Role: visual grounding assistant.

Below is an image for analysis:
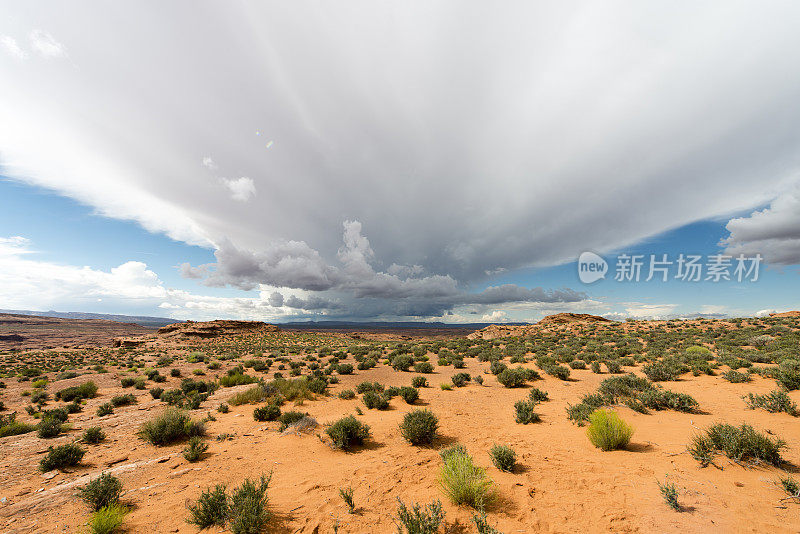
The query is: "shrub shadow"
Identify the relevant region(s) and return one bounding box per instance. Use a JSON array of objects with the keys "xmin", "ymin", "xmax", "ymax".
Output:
[{"xmin": 625, "ymin": 442, "xmax": 655, "ymax": 453}]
